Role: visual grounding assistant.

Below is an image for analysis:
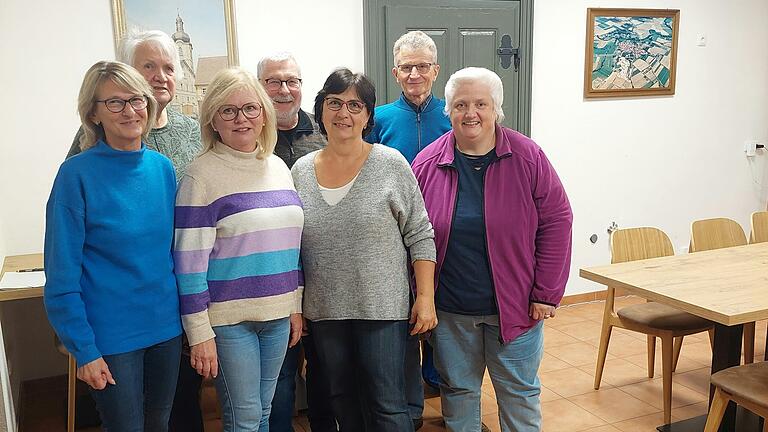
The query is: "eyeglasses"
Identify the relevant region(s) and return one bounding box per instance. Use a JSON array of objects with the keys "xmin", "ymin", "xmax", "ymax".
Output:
[
  {"xmin": 396, "ymin": 63, "xmax": 433, "ymax": 74},
  {"xmin": 264, "ymin": 78, "xmax": 302, "ymax": 91},
  {"xmin": 217, "ymin": 102, "xmax": 263, "ymax": 121},
  {"xmin": 96, "ymin": 96, "xmax": 148, "ymax": 113},
  {"xmin": 324, "ymin": 97, "xmax": 365, "ymax": 114}
]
